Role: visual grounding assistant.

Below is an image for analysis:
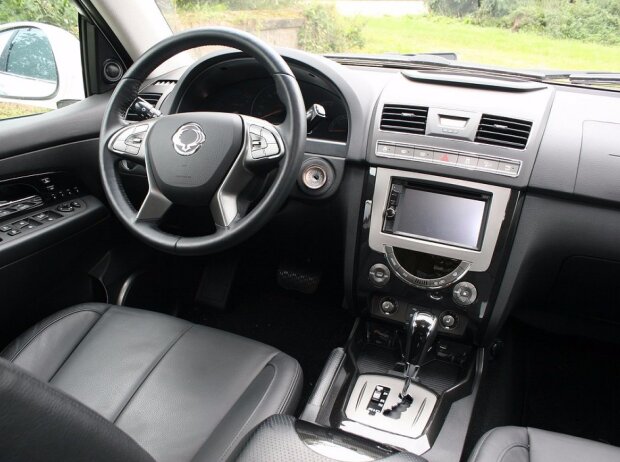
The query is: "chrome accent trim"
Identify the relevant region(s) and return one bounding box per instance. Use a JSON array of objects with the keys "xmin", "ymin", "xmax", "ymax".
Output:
[
  {"xmin": 385, "ymin": 246, "xmax": 471, "ymax": 290},
  {"xmin": 369, "ymin": 168, "xmax": 511, "ymax": 272},
  {"xmin": 343, "ymin": 374, "xmax": 437, "ymax": 441}
]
